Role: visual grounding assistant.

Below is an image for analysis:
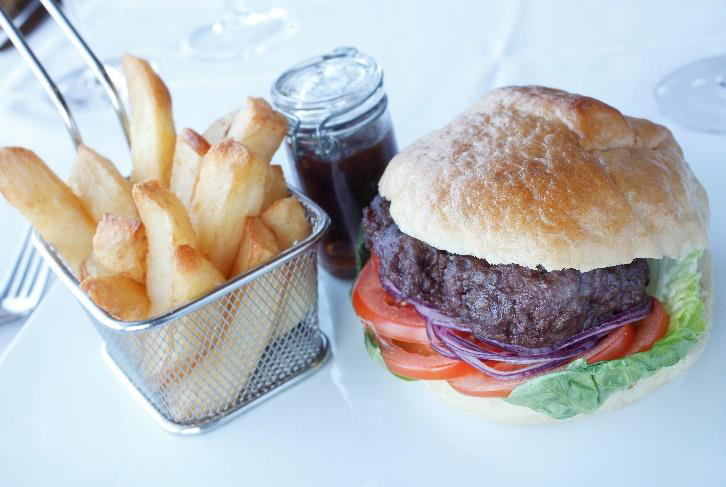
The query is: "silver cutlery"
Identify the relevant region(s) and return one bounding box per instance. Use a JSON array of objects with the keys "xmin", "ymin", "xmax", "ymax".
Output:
[{"xmin": 0, "ymin": 227, "xmax": 51, "ymax": 325}]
